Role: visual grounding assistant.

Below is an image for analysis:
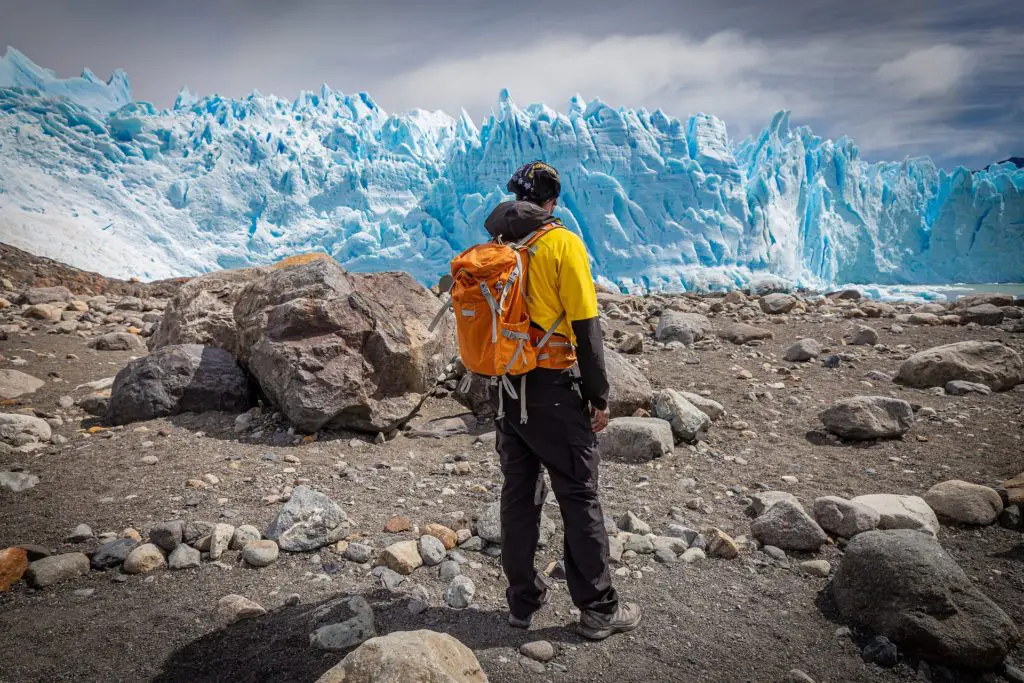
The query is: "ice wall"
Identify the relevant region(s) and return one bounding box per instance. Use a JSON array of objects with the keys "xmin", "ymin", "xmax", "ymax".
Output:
[{"xmin": 0, "ymin": 50, "xmax": 1021, "ymax": 289}]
